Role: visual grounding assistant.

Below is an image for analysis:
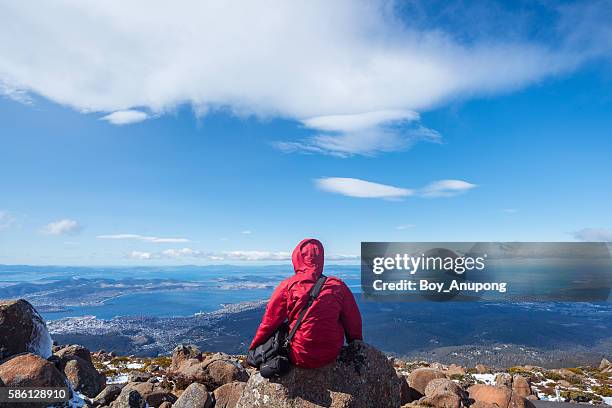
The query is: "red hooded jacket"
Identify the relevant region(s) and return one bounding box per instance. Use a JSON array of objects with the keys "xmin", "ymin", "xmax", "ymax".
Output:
[{"xmin": 249, "ymin": 238, "xmax": 362, "ymax": 368}]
